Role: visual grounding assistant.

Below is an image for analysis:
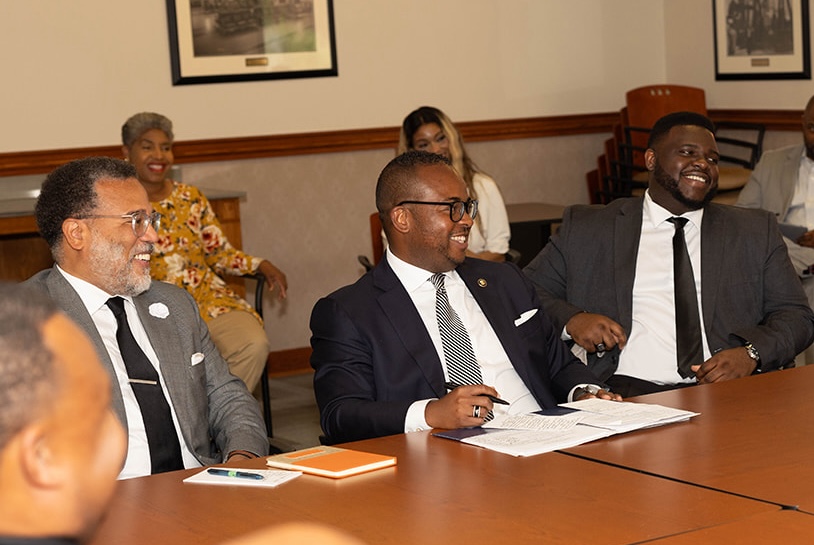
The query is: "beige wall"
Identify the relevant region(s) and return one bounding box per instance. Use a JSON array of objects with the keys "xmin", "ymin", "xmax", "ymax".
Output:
[
  {"xmin": 664, "ymin": 0, "xmax": 814, "ymax": 109},
  {"xmin": 0, "ymin": 0, "xmax": 666, "ymax": 151}
]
